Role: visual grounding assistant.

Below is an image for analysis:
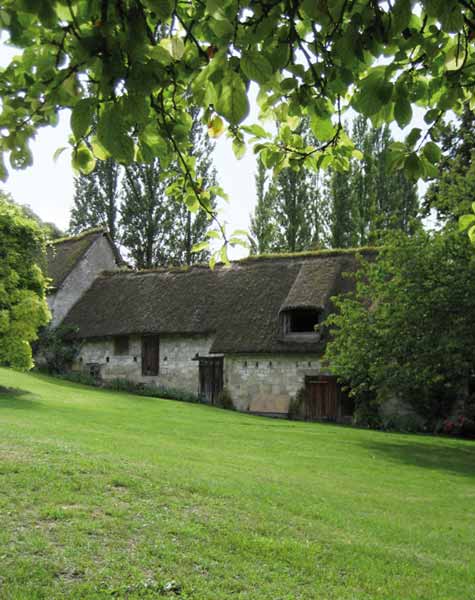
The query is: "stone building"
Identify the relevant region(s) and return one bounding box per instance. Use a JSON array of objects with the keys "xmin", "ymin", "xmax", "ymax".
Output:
[
  {"xmin": 50, "ymin": 241, "xmax": 373, "ymax": 421},
  {"xmin": 46, "ymin": 229, "xmax": 123, "ymax": 327}
]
